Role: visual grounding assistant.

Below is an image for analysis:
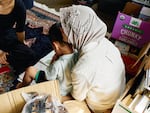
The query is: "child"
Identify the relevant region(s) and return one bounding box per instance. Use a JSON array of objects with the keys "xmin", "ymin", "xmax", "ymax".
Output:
[{"xmin": 16, "ymin": 23, "xmax": 78, "ymax": 96}]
